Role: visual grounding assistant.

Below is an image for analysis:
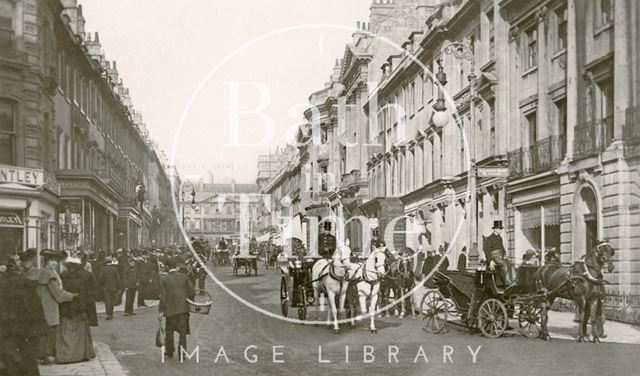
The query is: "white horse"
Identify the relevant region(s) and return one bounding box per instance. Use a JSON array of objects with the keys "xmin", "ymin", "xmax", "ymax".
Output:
[
  {"xmin": 348, "ymin": 246, "xmax": 387, "ymax": 333},
  {"xmin": 311, "ymin": 242, "xmax": 351, "ymax": 332}
]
